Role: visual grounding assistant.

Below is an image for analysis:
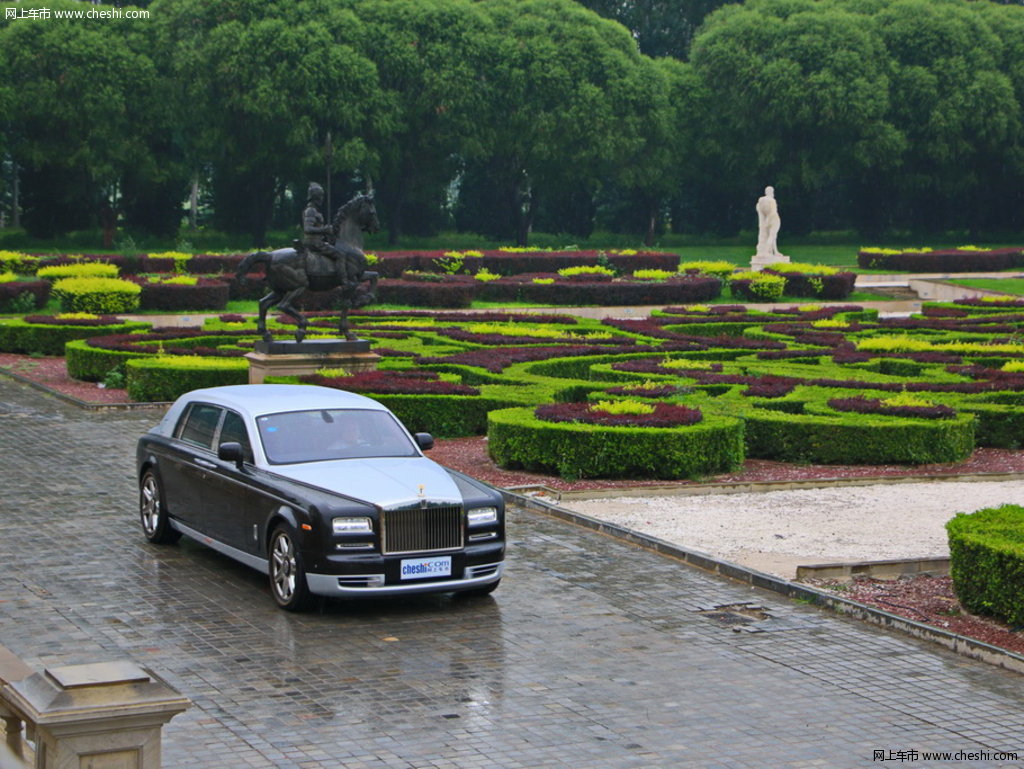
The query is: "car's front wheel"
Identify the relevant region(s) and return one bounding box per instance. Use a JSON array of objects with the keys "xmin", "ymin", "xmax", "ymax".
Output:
[
  {"xmin": 269, "ymin": 525, "xmax": 313, "ymax": 611},
  {"xmin": 139, "ymin": 470, "xmax": 181, "ymax": 544}
]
